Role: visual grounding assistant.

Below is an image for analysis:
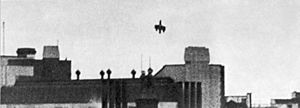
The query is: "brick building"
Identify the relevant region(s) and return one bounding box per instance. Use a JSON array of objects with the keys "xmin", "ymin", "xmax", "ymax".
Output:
[{"xmin": 0, "ymin": 46, "xmax": 224, "ymax": 108}]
